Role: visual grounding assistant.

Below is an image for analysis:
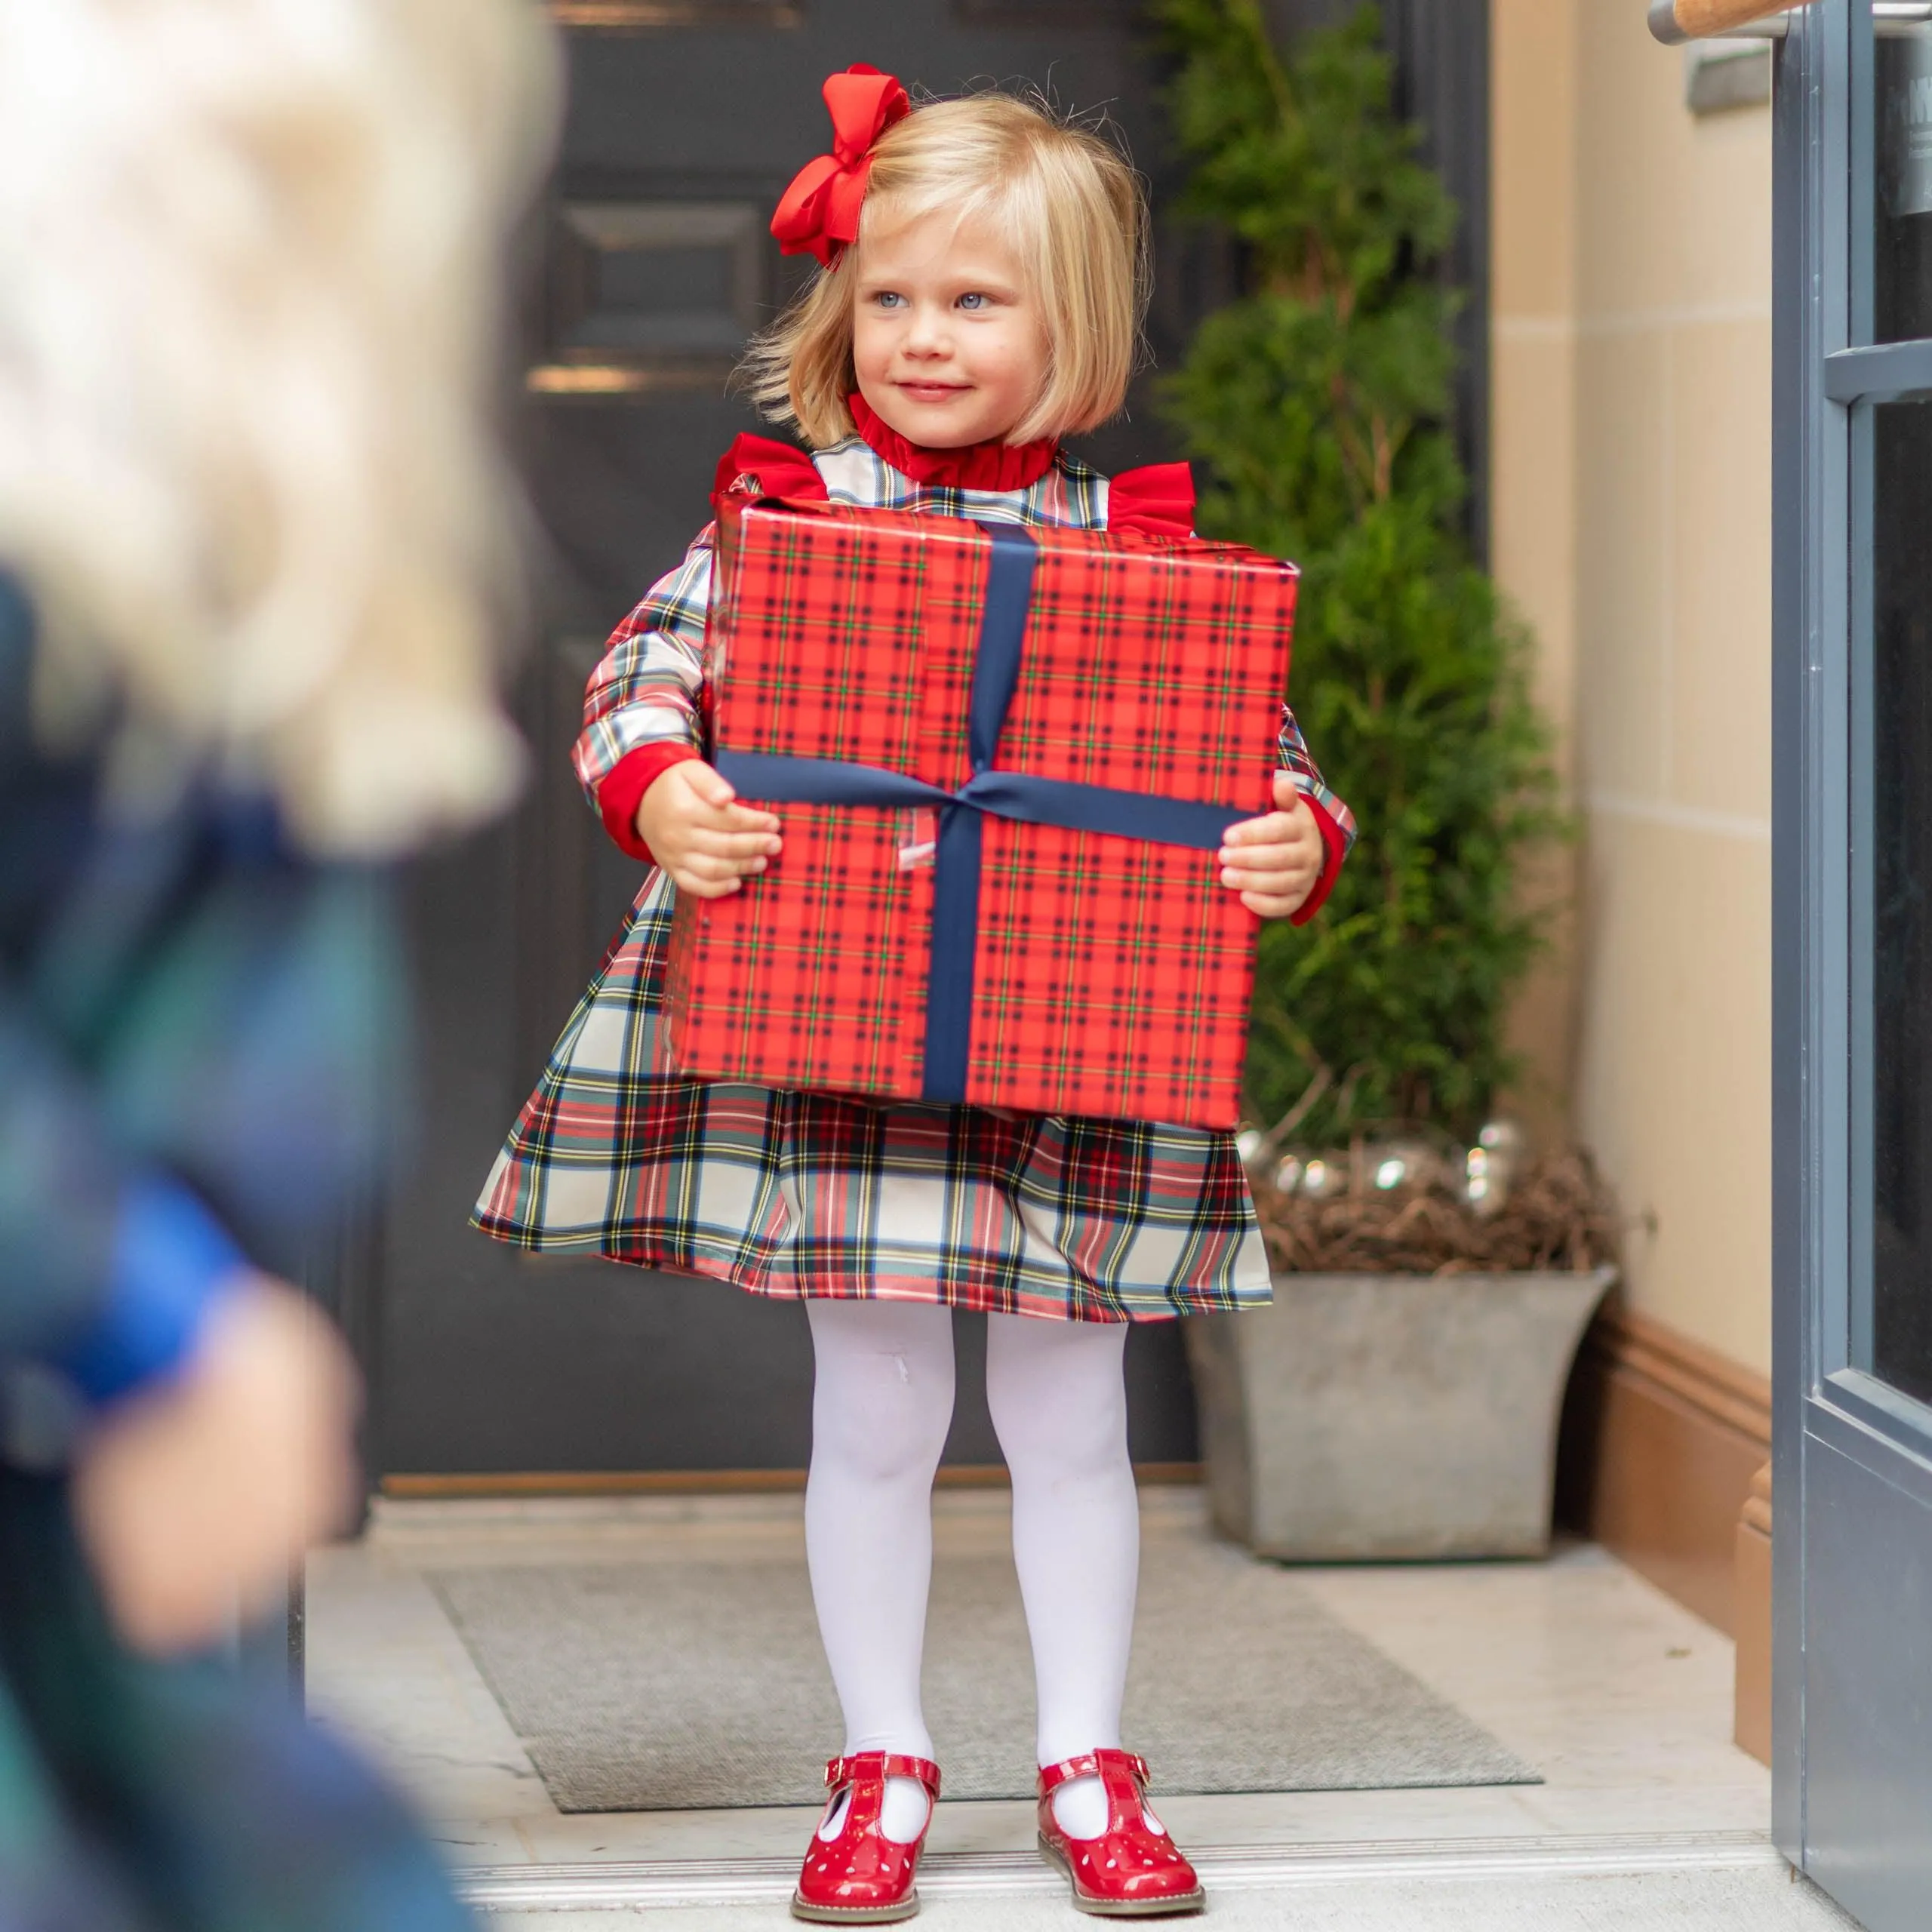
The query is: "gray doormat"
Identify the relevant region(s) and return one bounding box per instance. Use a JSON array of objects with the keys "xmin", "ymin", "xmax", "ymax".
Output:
[{"xmin": 429, "ymin": 1541, "xmax": 1539, "ymax": 1814}]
